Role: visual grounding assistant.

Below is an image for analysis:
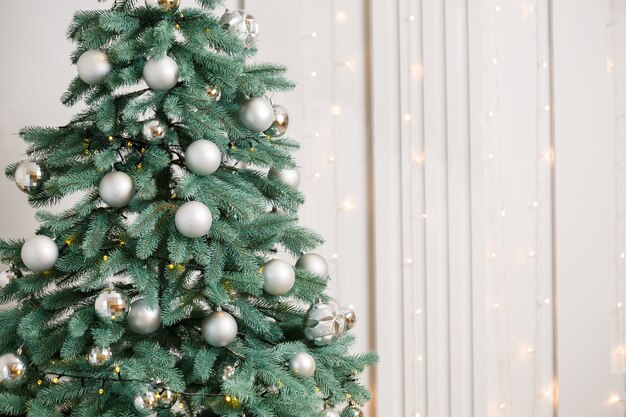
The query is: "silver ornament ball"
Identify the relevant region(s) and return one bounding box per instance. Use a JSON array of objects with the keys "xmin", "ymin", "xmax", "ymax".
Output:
[
  {"xmin": 127, "ymin": 299, "xmax": 162, "ymax": 335},
  {"xmin": 0, "ymin": 269, "xmax": 17, "ymax": 290},
  {"xmin": 0, "ymin": 353, "xmax": 28, "ymax": 388},
  {"xmin": 185, "ymin": 140, "xmax": 222, "ymax": 176},
  {"xmin": 145, "ymin": 0, "xmax": 180, "ymax": 11},
  {"xmin": 88, "ymin": 346, "xmax": 112, "ymax": 367},
  {"xmin": 175, "ymin": 201, "xmax": 213, "ymax": 238},
  {"xmin": 15, "ymin": 160, "xmax": 49, "ymax": 194},
  {"xmin": 304, "ymin": 299, "xmax": 347, "ymax": 346},
  {"xmin": 99, "ymin": 171, "xmax": 135, "ymax": 208},
  {"xmin": 289, "ymin": 352, "xmax": 316, "ymax": 377},
  {"xmin": 202, "ymin": 311, "xmax": 238, "ymax": 347},
  {"xmin": 265, "ymin": 104, "xmax": 290, "ymax": 138},
  {"xmin": 134, "ymin": 391, "xmax": 157, "ymax": 413},
  {"xmin": 324, "ymin": 410, "xmax": 341, "ymax": 417},
  {"xmin": 206, "ymin": 85, "xmax": 222, "ymax": 101},
  {"xmin": 95, "ymin": 287, "xmax": 130, "ymax": 322},
  {"xmin": 153, "ymin": 381, "xmax": 178, "ymax": 408},
  {"xmin": 143, "ymin": 56, "xmax": 179, "ymax": 91},
  {"xmin": 296, "ymin": 253, "xmax": 329, "ymax": 278},
  {"xmin": 21, "ymin": 235, "xmax": 58, "ymax": 272},
  {"xmin": 142, "ymin": 119, "xmax": 167, "ymax": 143},
  {"xmin": 221, "ymin": 9, "xmax": 259, "ymax": 48},
  {"xmin": 347, "ymin": 406, "xmax": 364, "ymax": 417},
  {"xmin": 77, "ymin": 50, "xmax": 112, "ymax": 86},
  {"xmin": 268, "ymin": 167, "xmax": 301, "ymax": 190},
  {"xmin": 222, "ymin": 364, "xmax": 236, "ymax": 380},
  {"xmin": 262, "ymin": 259, "xmax": 295, "ymax": 296},
  {"xmin": 240, "ymin": 97, "xmax": 275, "ymax": 132}
]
